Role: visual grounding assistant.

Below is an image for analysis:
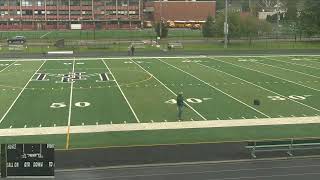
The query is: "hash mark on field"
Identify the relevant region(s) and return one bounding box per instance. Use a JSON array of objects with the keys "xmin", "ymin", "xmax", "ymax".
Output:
[
  {"xmin": 102, "ymin": 59, "xmax": 140, "ymax": 123},
  {"xmin": 132, "ymin": 59, "xmax": 207, "ymax": 121},
  {"xmin": 0, "ymin": 61, "xmax": 46, "ymax": 124},
  {"xmin": 206, "ymin": 58, "xmax": 320, "ymax": 113},
  {"xmin": 161, "ymin": 58, "xmax": 270, "ymax": 118}
]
